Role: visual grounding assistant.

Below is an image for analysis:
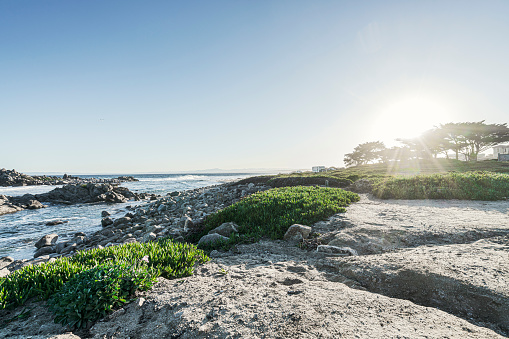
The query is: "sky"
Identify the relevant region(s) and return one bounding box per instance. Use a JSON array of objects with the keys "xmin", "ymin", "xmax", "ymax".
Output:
[{"xmin": 1, "ymin": 0, "xmax": 508, "ymax": 173}]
